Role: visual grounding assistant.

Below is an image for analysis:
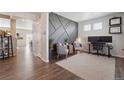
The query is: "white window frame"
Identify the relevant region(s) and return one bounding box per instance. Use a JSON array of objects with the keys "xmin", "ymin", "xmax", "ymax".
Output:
[
  {"xmin": 93, "ymin": 22, "xmax": 103, "ymax": 30},
  {"xmin": 0, "ymin": 18, "xmax": 10, "ymax": 28},
  {"xmin": 83, "ymin": 24, "xmax": 91, "ymax": 31}
]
